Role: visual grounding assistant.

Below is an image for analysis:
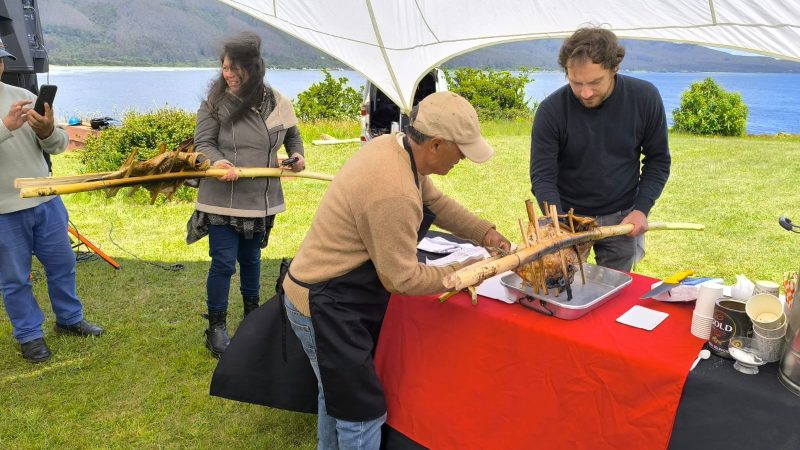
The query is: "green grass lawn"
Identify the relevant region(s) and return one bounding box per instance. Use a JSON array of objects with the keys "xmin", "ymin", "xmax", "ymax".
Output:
[{"xmin": 2, "ymin": 119, "xmax": 800, "ymax": 448}]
